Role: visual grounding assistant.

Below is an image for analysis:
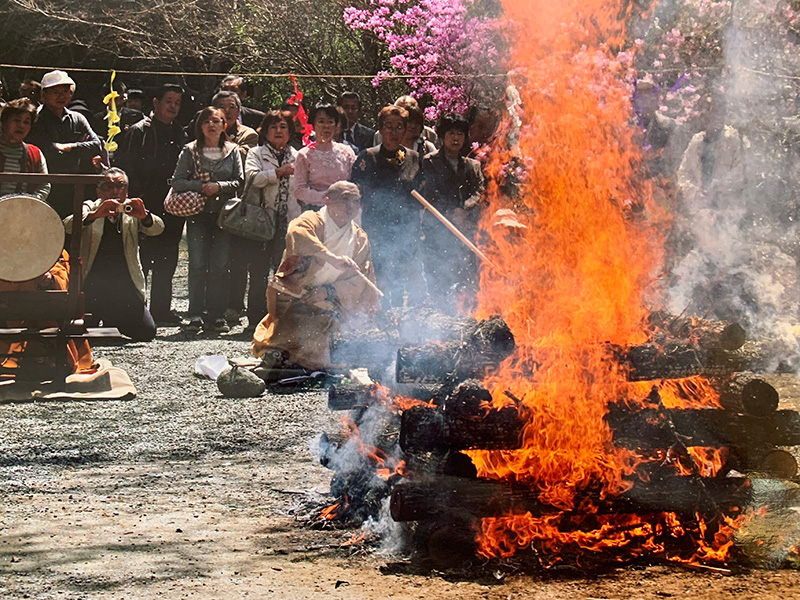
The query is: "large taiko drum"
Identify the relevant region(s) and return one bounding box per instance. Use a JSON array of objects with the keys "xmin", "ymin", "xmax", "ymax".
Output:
[{"xmin": 0, "ymin": 194, "xmax": 65, "ymax": 282}]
